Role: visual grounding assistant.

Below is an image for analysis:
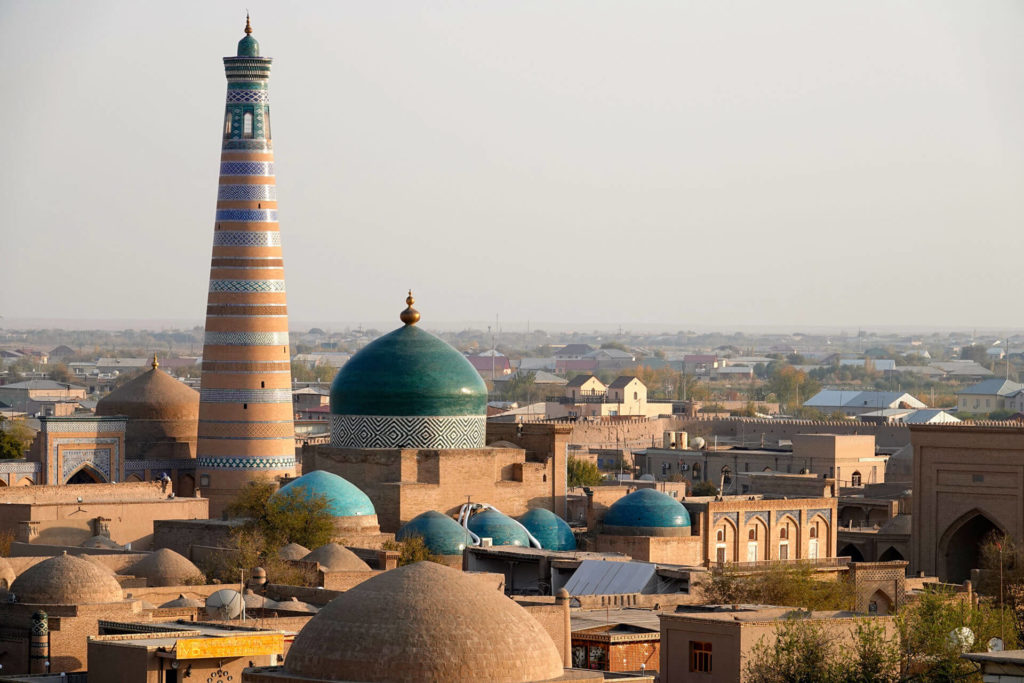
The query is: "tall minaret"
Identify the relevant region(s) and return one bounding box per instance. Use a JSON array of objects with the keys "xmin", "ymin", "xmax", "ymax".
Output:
[{"xmin": 196, "ymin": 17, "xmax": 296, "ymax": 515}]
